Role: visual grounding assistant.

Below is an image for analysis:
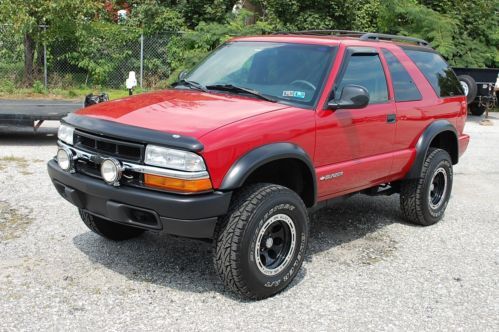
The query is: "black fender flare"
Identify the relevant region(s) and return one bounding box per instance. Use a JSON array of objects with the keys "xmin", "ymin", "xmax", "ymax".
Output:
[
  {"xmin": 220, "ymin": 143, "xmax": 317, "ymax": 204},
  {"xmin": 405, "ymin": 120, "xmax": 458, "ymax": 179}
]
